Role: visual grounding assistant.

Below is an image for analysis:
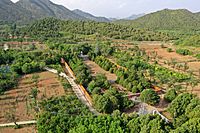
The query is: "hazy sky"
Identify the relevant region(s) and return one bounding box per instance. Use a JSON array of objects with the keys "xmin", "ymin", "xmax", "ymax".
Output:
[{"xmin": 11, "ymin": 0, "xmax": 200, "ymax": 18}]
